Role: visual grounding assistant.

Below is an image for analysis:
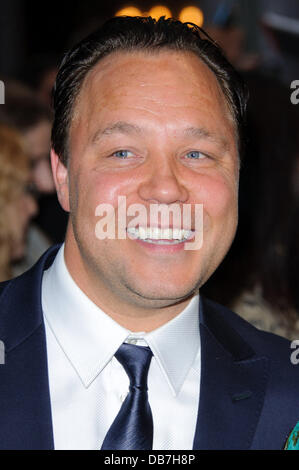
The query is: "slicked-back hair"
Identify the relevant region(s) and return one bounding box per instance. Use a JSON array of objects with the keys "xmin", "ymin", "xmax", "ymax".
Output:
[{"xmin": 52, "ymin": 16, "xmax": 248, "ymax": 166}]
